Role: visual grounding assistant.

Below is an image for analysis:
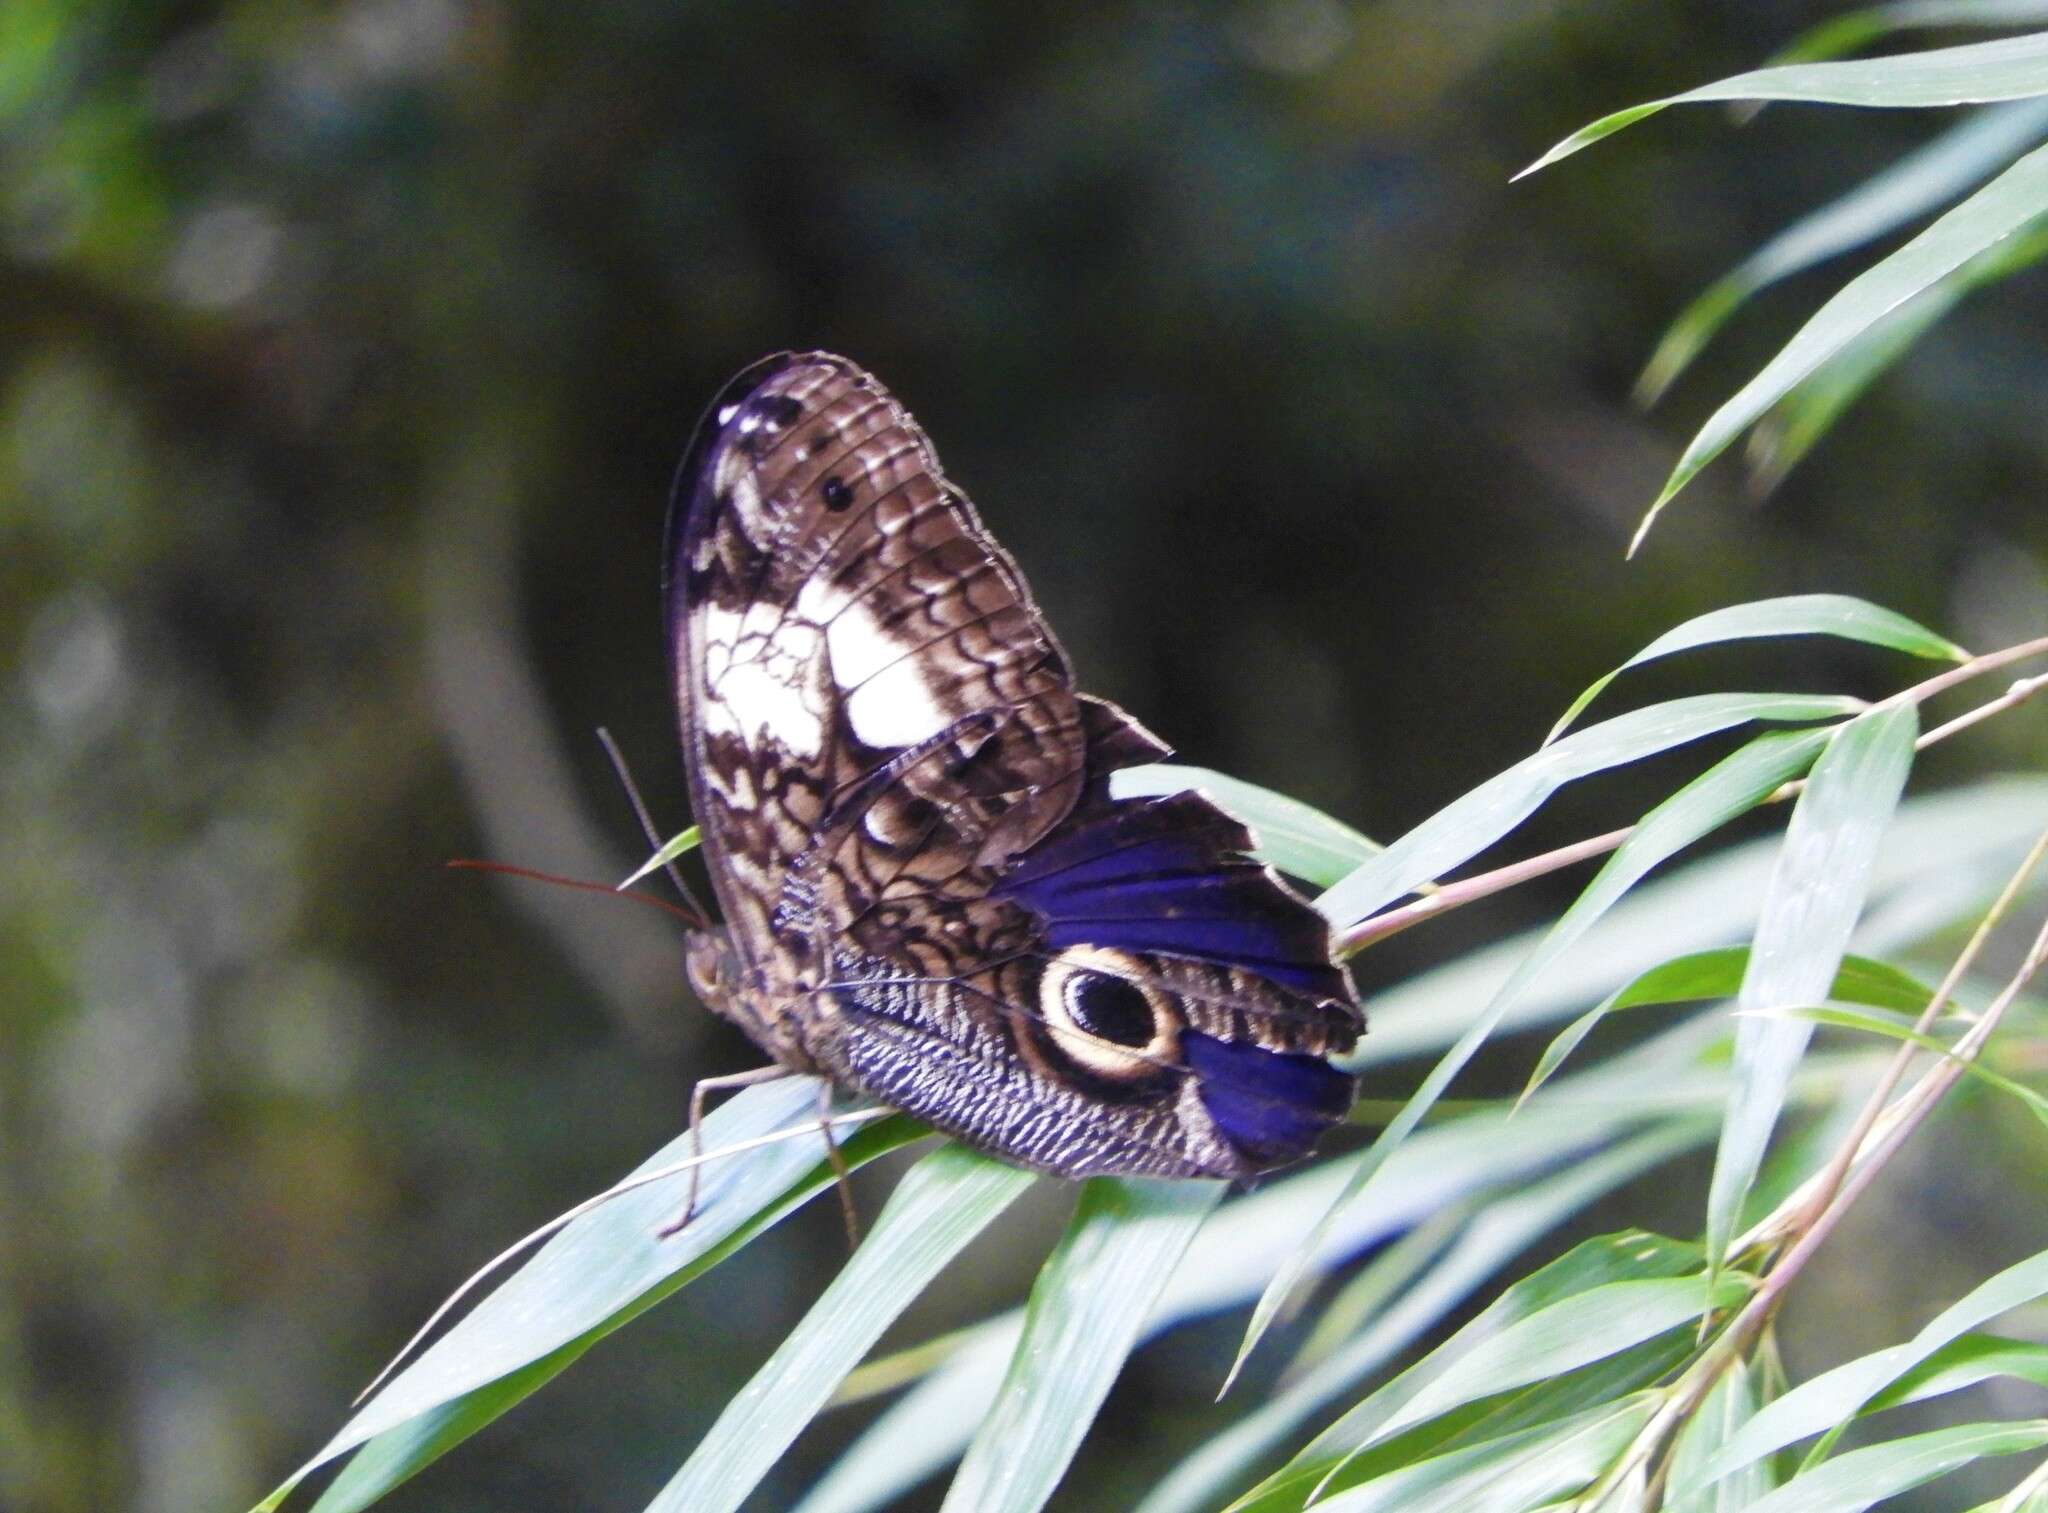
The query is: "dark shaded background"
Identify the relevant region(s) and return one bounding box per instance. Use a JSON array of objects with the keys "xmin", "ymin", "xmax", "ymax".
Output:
[{"xmin": 5, "ymin": 2, "xmax": 2047, "ymax": 1509}]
